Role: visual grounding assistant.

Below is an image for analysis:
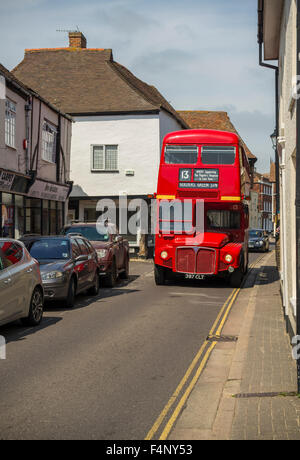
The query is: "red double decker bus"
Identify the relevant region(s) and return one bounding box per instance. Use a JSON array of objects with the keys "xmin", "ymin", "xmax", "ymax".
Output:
[{"xmin": 154, "ymin": 129, "xmax": 250, "ymax": 287}]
